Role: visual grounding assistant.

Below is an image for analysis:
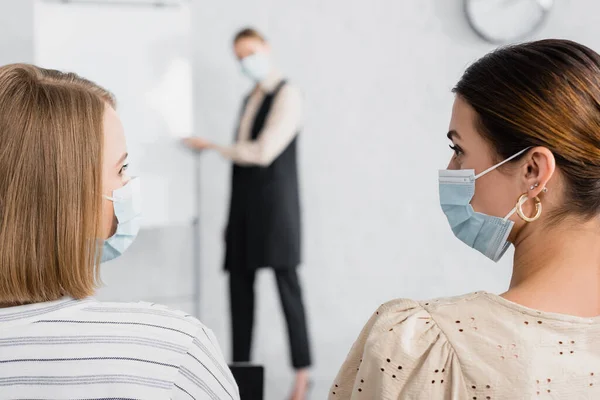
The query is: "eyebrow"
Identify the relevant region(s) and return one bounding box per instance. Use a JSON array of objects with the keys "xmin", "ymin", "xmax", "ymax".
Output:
[
  {"xmin": 115, "ymin": 153, "xmax": 128, "ymax": 167},
  {"xmin": 447, "ymin": 130, "xmax": 461, "ymax": 141}
]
